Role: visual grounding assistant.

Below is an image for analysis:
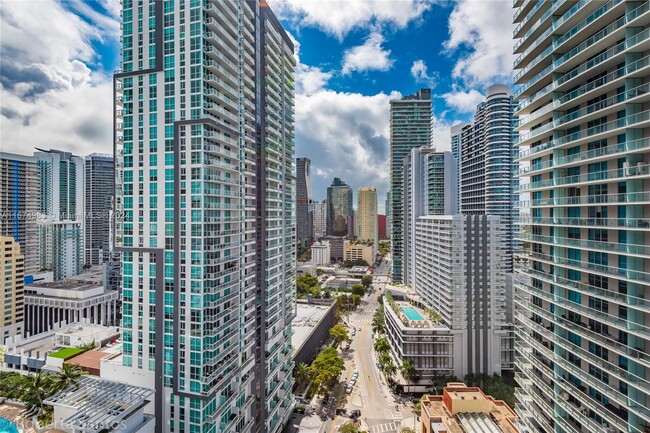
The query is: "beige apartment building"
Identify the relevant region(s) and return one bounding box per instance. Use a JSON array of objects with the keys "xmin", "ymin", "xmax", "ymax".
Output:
[{"xmin": 1, "ymin": 236, "xmax": 25, "ymax": 342}]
